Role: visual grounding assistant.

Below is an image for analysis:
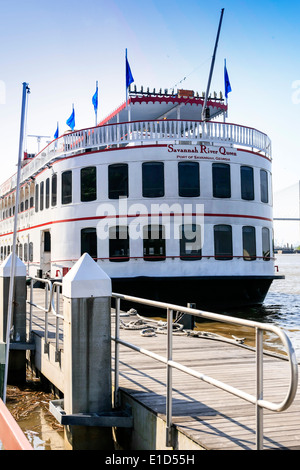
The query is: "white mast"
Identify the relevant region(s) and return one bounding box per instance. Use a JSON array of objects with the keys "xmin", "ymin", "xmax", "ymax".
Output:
[{"xmin": 201, "ymin": 8, "xmax": 224, "ymax": 122}]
